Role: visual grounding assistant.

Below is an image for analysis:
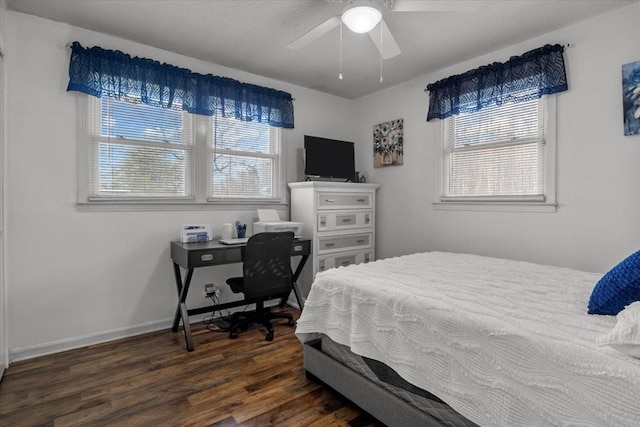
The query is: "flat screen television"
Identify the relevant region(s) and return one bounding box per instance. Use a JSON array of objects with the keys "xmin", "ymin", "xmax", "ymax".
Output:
[{"xmin": 304, "ymin": 135, "xmax": 355, "ymax": 180}]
